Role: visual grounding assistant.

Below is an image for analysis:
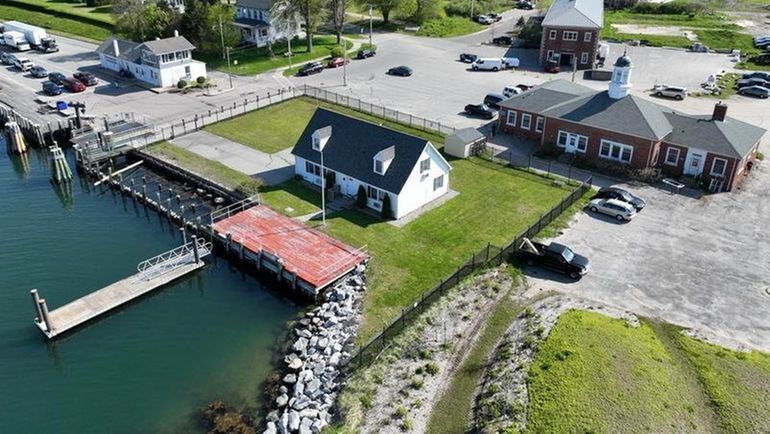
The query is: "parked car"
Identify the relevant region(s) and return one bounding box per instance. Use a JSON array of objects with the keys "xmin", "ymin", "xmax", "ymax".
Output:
[
  {"xmin": 738, "ymin": 85, "xmax": 770, "ymax": 99},
  {"xmin": 48, "ymin": 72, "xmax": 66, "ymax": 85},
  {"xmin": 754, "ymin": 38, "xmax": 770, "ymax": 48},
  {"xmin": 464, "ymin": 103, "xmax": 497, "ymax": 119},
  {"xmin": 12, "ymin": 56, "xmax": 33, "ymax": 72},
  {"xmin": 42, "ymin": 81, "xmax": 62, "ymax": 96},
  {"xmin": 653, "ymin": 85, "xmax": 687, "ymax": 100},
  {"xmin": 517, "ymin": 0, "xmax": 534, "ymax": 10},
  {"xmin": 356, "ymin": 49, "xmax": 375, "ymax": 59},
  {"xmin": 592, "ymin": 187, "xmax": 646, "ymax": 211},
  {"xmin": 0, "ymin": 52, "xmax": 15, "ymax": 65},
  {"xmin": 327, "ymin": 57, "xmax": 349, "ymax": 68},
  {"xmin": 73, "ymin": 71, "xmax": 98, "ymax": 86},
  {"xmin": 30, "ymin": 65, "xmax": 48, "ymax": 78},
  {"xmin": 487, "ymin": 13, "xmax": 503, "ymax": 22},
  {"xmin": 483, "ymin": 92, "xmax": 505, "ymax": 109},
  {"xmin": 545, "ymin": 59, "xmax": 560, "ymax": 73},
  {"xmin": 492, "ymin": 35, "xmax": 512, "ymax": 46},
  {"xmin": 503, "ymin": 85, "xmax": 521, "ymax": 98},
  {"xmin": 472, "ymin": 58, "xmax": 503, "ymax": 71},
  {"xmin": 297, "ymin": 61, "xmax": 324, "ymax": 76},
  {"xmin": 475, "ymin": 15, "xmax": 494, "ymax": 25},
  {"xmin": 516, "ymin": 83, "xmax": 533, "ymax": 92},
  {"xmin": 502, "ymin": 57, "xmax": 520, "ymax": 68},
  {"xmin": 459, "ymin": 53, "xmax": 478, "ymax": 63},
  {"xmin": 62, "ymin": 77, "xmax": 86, "ymax": 93},
  {"xmin": 742, "ymin": 71, "xmax": 770, "ymax": 80},
  {"xmin": 516, "ymin": 238, "xmax": 590, "ymax": 279},
  {"xmin": 588, "ymin": 198, "xmax": 637, "ymax": 221},
  {"xmin": 737, "ymin": 77, "xmax": 770, "ymax": 88},
  {"xmin": 387, "ymin": 65, "xmax": 413, "ymax": 76}
]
